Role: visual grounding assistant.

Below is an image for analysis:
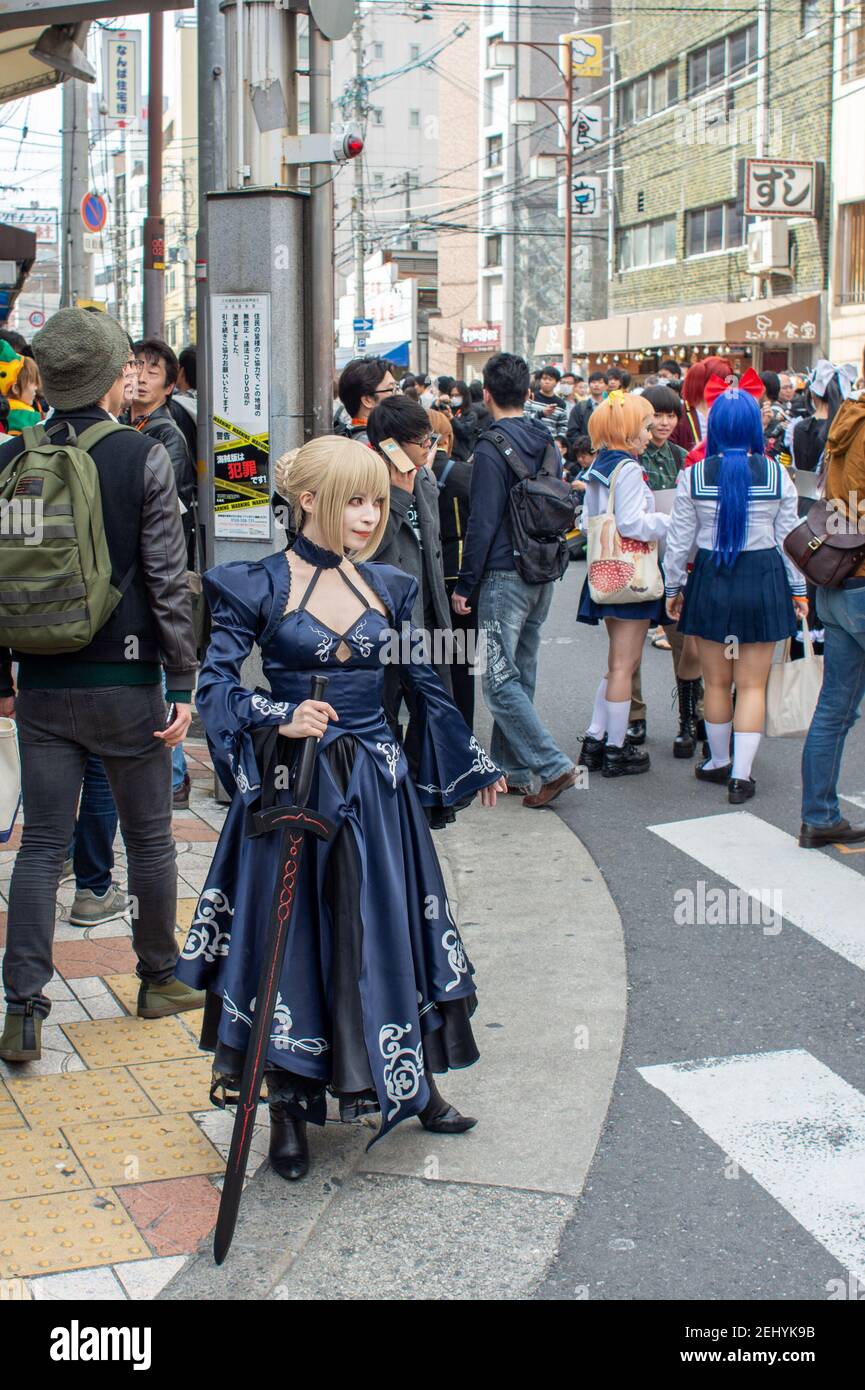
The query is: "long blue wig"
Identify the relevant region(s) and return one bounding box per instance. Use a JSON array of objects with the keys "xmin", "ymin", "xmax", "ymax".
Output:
[{"xmin": 705, "ymin": 390, "xmax": 765, "ymax": 568}]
